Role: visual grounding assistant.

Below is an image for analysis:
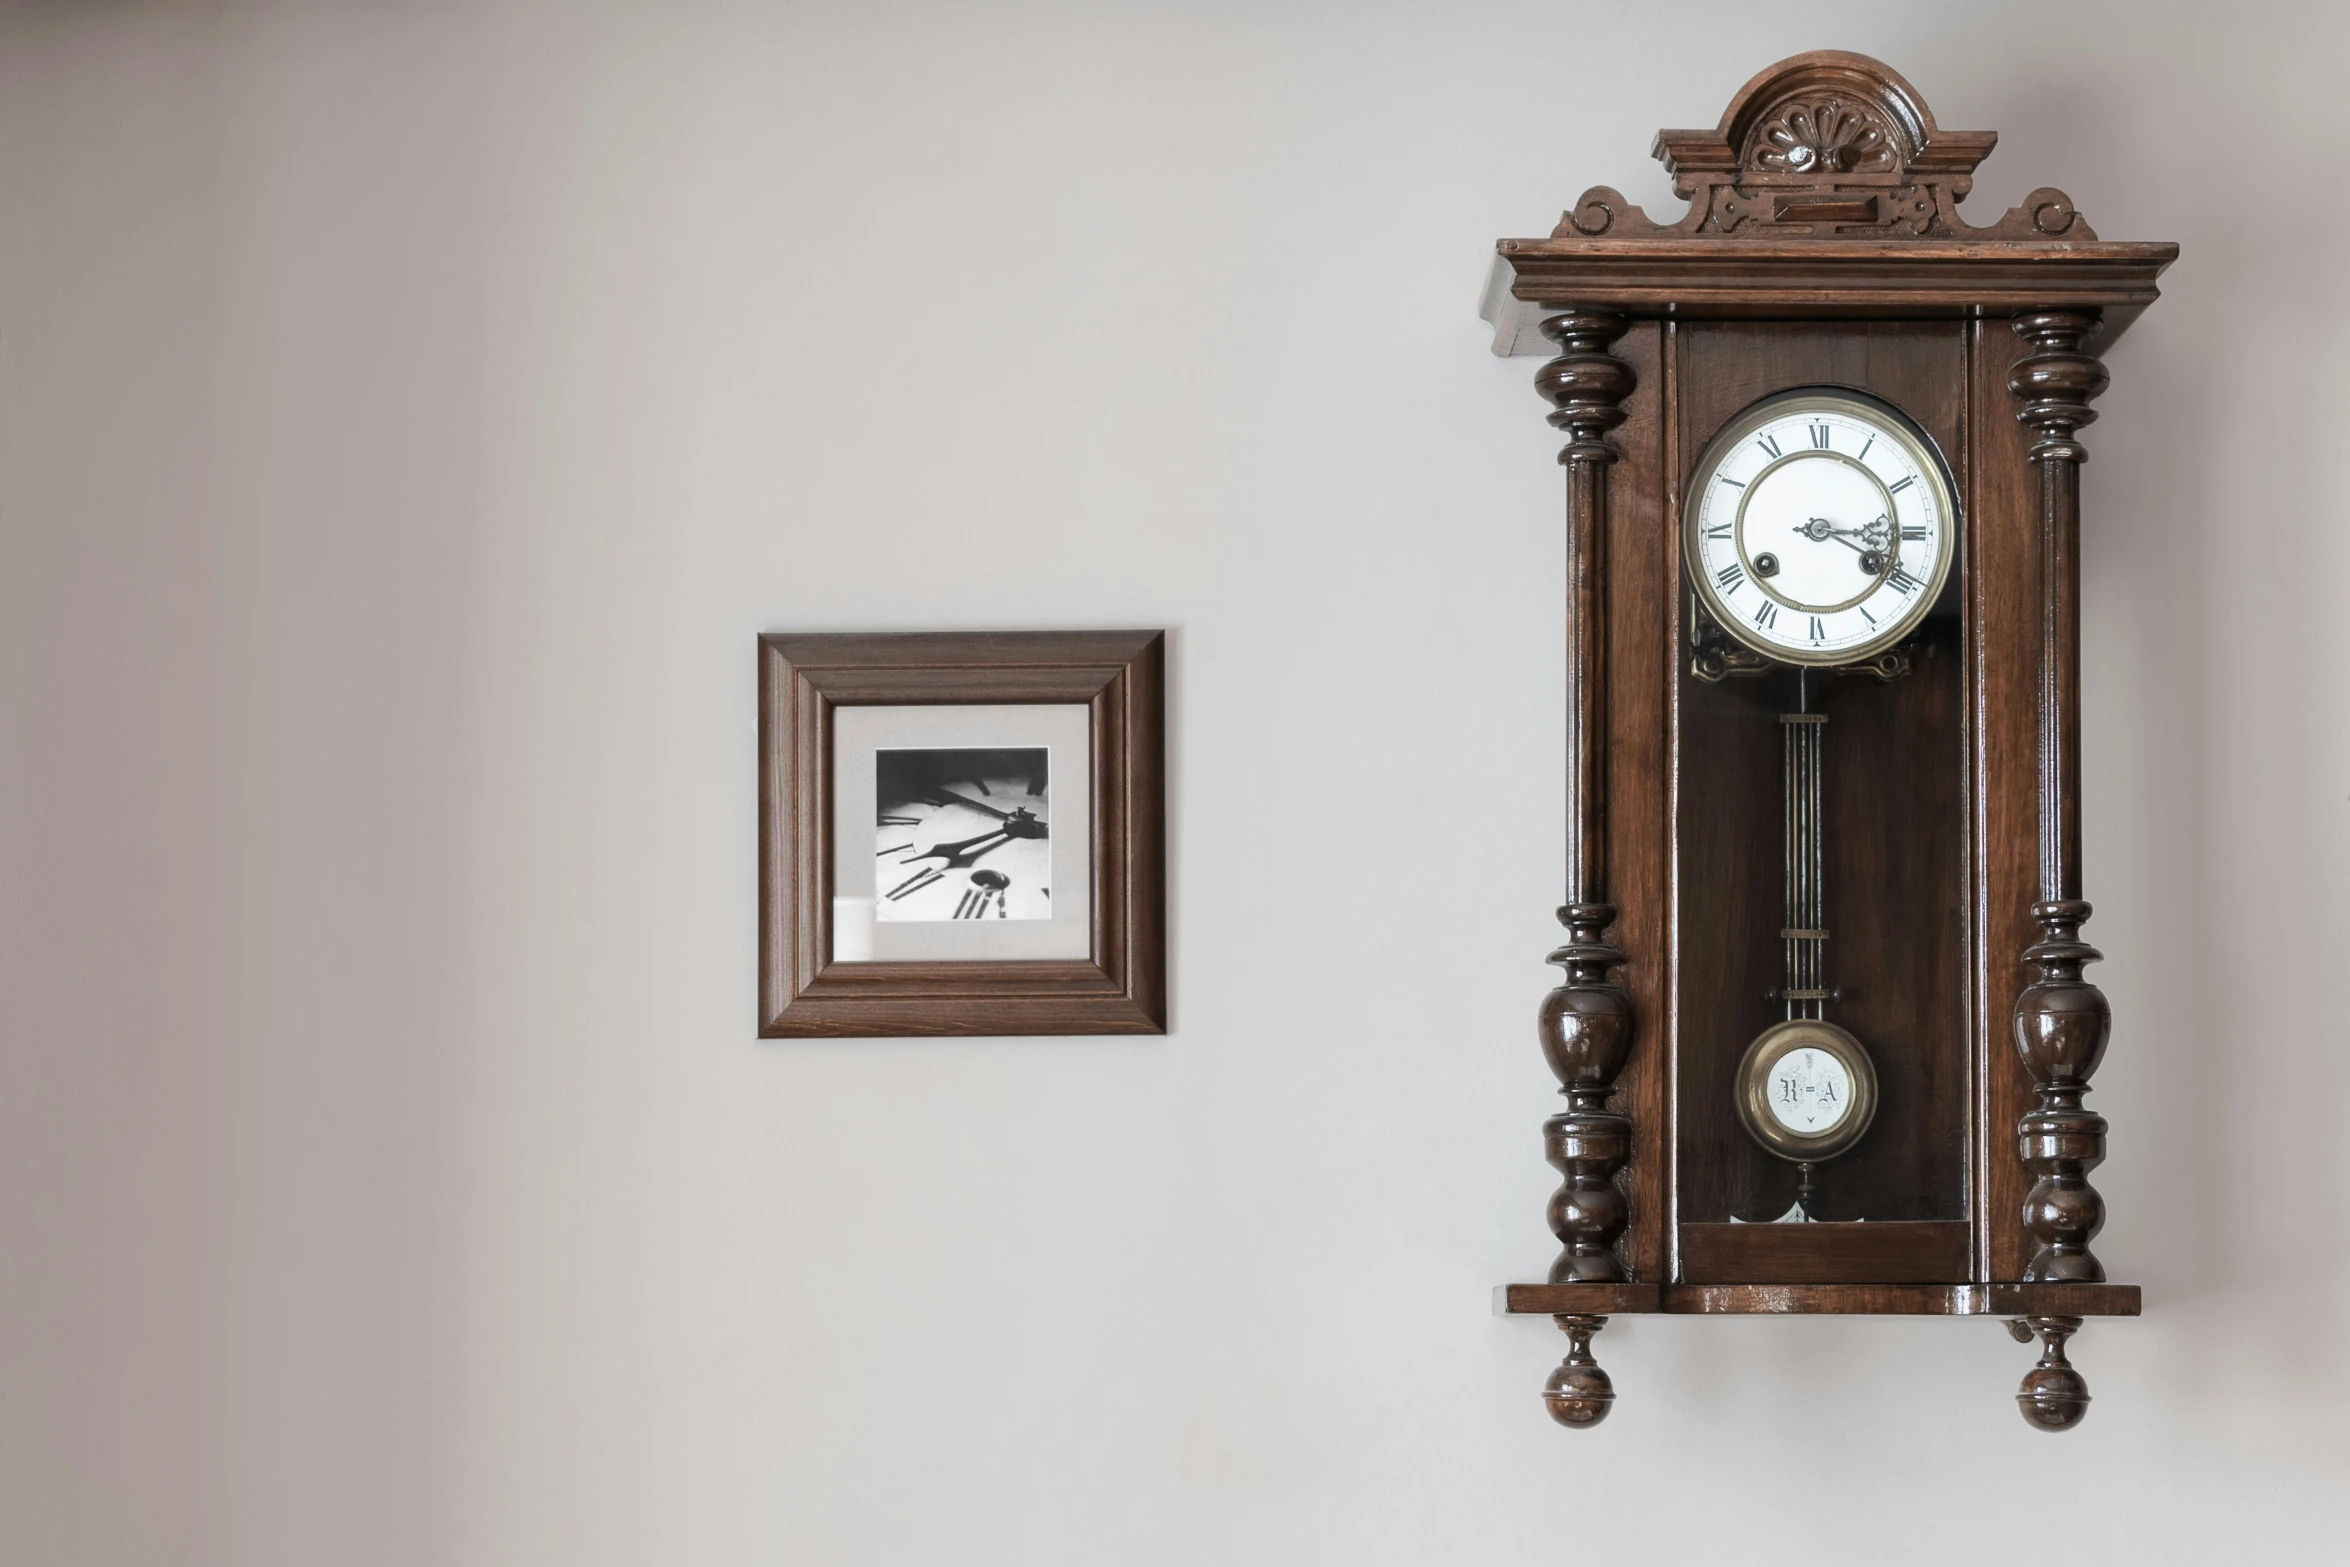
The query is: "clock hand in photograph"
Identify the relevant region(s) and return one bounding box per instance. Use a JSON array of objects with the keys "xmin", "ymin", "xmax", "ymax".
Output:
[
  {"xmin": 884, "ymin": 865, "xmax": 946, "ymax": 901},
  {"xmin": 902, "ymin": 807, "xmax": 1047, "ymax": 872},
  {"xmin": 921, "ymin": 786, "xmax": 1024, "ymax": 822}
]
